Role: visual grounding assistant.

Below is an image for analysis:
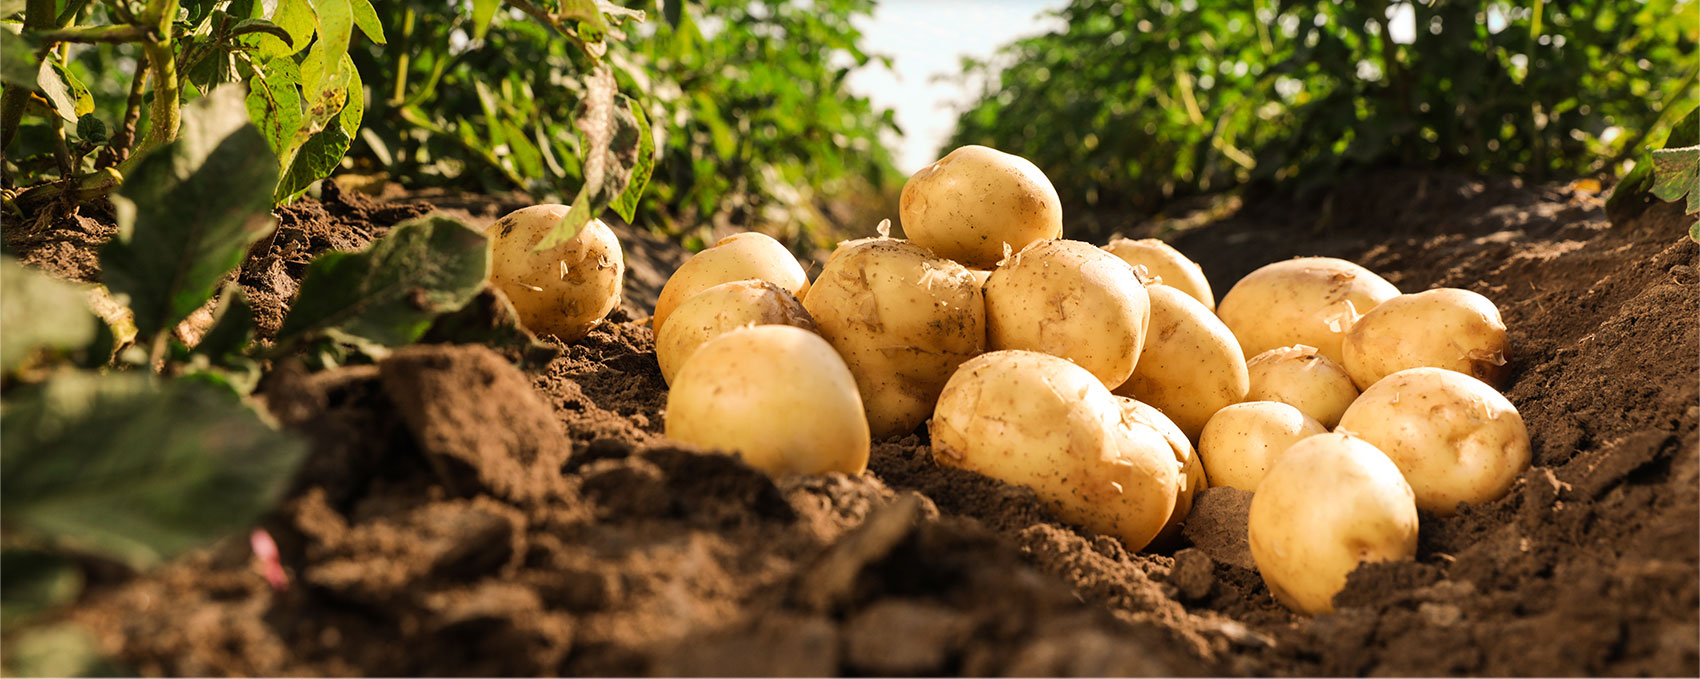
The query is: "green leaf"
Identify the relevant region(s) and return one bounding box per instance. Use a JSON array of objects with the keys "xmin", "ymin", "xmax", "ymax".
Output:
[
  {"xmin": 339, "ymin": 52, "xmax": 364, "ymax": 132},
  {"xmin": 275, "ymin": 118, "xmax": 351, "ymax": 202},
  {"xmin": 663, "ymin": 0, "xmax": 683, "ymax": 28},
  {"xmin": 253, "ymin": 0, "xmax": 313, "ymax": 59},
  {"xmin": 275, "ymin": 215, "xmax": 490, "ymax": 348},
  {"xmin": 610, "ymin": 94, "xmax": 654, "ymax": 222},
  {"xmin": 348, "ymin": 0, "xmax": 384, "ymax": 44},
  {"xmin": 0, "ymin": 257, "xmax": 99, "ymax": 374},
  {"xmin": 1650, "ymin": 145, "xmax": 1700, "ymax": 214},
  {"xmin": 556, "ymin": 0, "xmax": 609, "ymax": 38},
  {"xmin": 35, "ymin": 60, "xmax": 80, "ymax": 122},
  {"xmin": 0, "ymin": 549, "xmax": 81, "ymax": 627},
  {"xmin": 245, "ymin": 58, "xmax": 304, "ymax": 163},
  {"xmin": 298, "ymin": 0, "xmax": 353, "ymax": 140},
  {"xmin": 191, "ymin": 284, "xmax": 255, "ymax": 366},
  {"xmin": 75, "ymin": 113, "xmax": 108, "ymax": 142},
  {"xmin": 471, "ymin": 0, "xmax": 501, "ymax": 40},
  {"xmin": 0, "ymin": 372, "xmax": 307, "ymax": 568},
  {"xmin": 101, "ymin": 85, "xmax": 281, "ymax": 340},
  {"xmin": 229, "ymin": 18, "xmax": 296, "ymax": 46}
]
